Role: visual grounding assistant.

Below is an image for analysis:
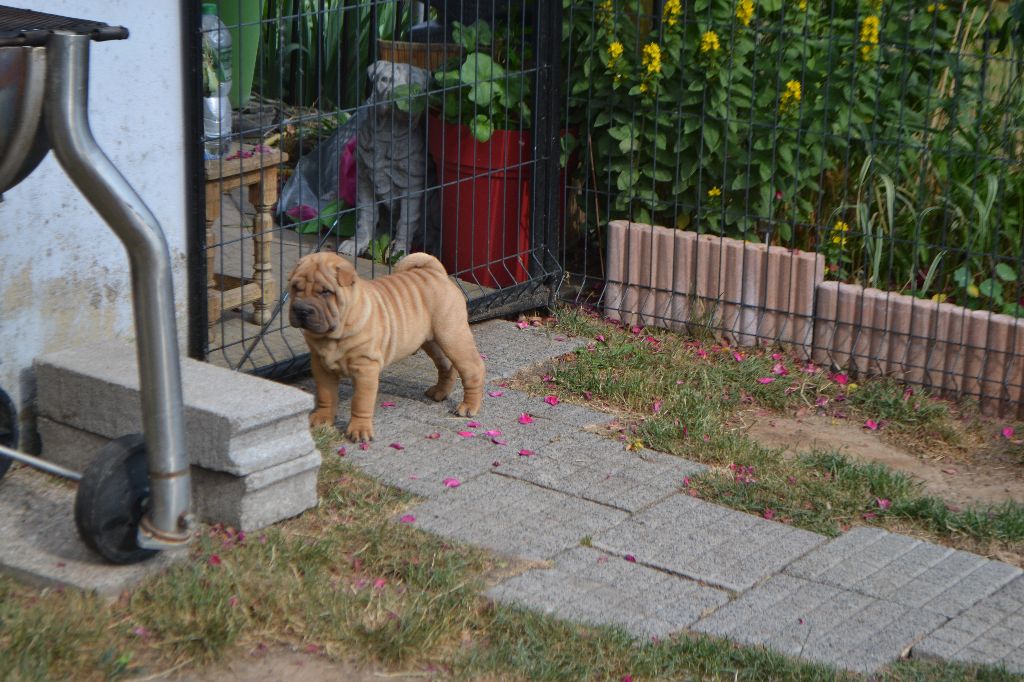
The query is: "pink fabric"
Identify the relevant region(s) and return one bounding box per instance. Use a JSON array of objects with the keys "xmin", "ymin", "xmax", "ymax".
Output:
[{"xmin": 339, "ymin": 135, "xmax": 357, "ymax": 206}]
